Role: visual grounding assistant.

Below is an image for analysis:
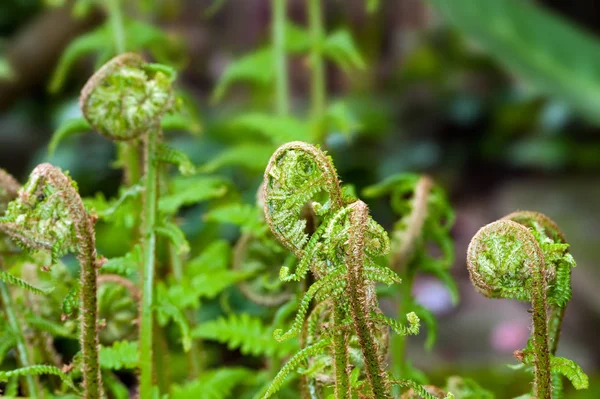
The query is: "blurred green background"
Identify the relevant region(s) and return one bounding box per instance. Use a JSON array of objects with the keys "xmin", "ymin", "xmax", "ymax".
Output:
[{"xmin": 1, "ymin": 0, "xmax": 599, "ymax": 397}]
